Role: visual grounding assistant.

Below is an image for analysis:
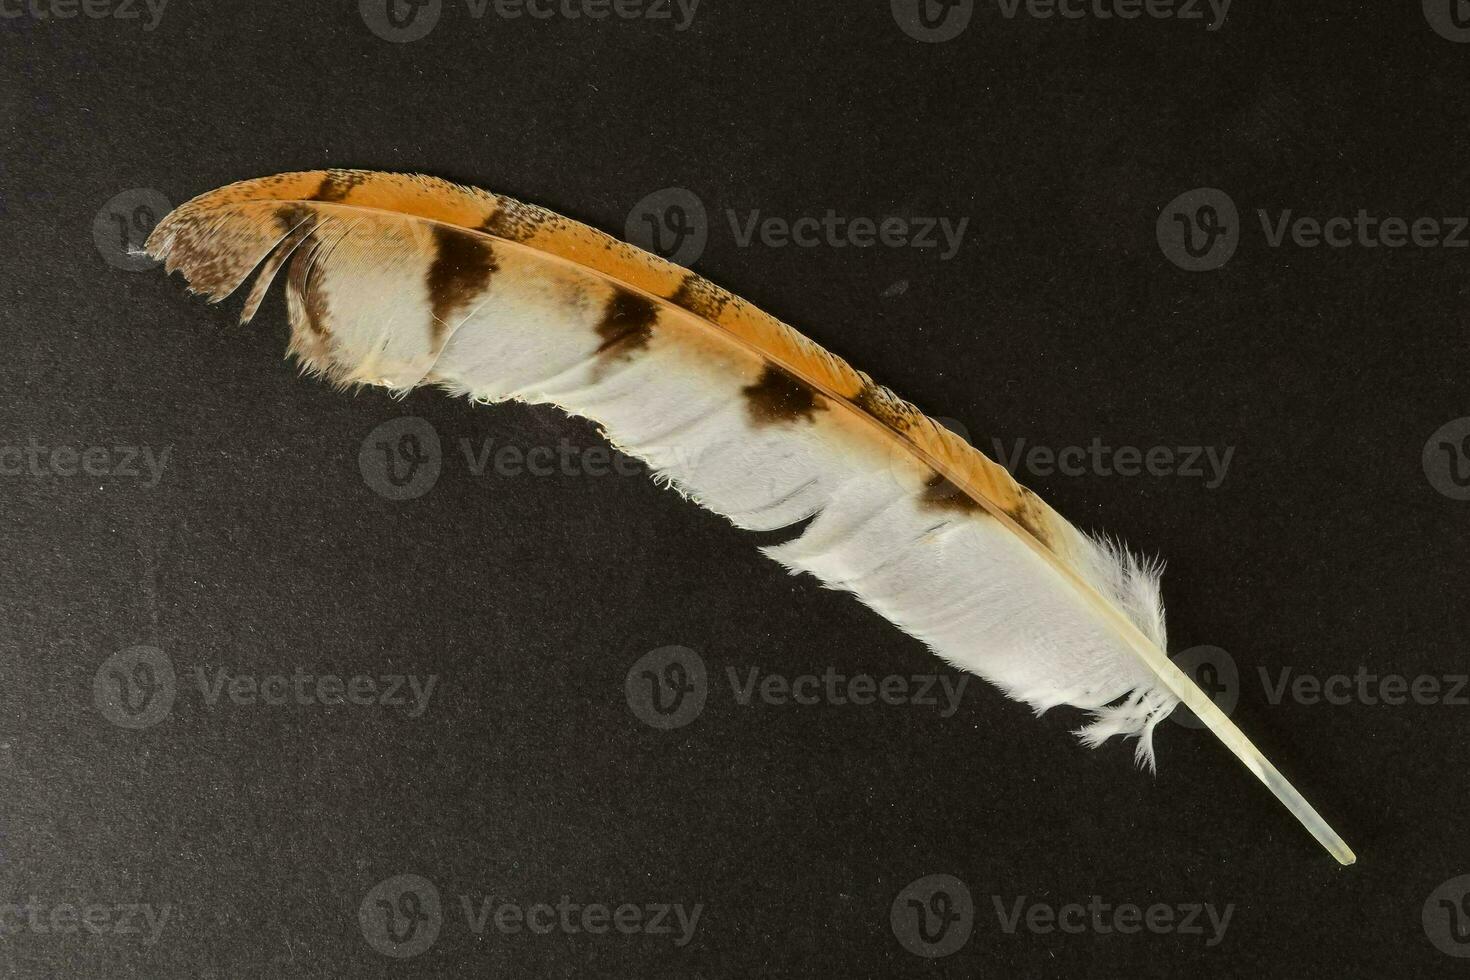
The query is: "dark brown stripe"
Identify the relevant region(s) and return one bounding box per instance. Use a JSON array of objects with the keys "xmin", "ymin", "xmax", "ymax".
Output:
[
  {"xmin": 668, "ymin": 272, "xmax": 731, "ymax": 320},
  {"xmin": 1010, "ymin": 486, "xmax": 1054, "ymax": 548},
  {"xmin": 271, "ymin": 205, "xmax": 330, "ymax": 337},
  {"xmin": 920, "ymin": 473, "xmax": 982, "ymax": 514},
  {"xmin": 275, "ymin": 203, "xmax": 316, "ymax": 237},
  {"xmin": 427, "ymin": 225, "xmax": 498, "ymax": 341},
  {"xmin": 595, "ymin": 288, "xmax": 659, "ymax": 355},
  {"xmin": 852, "ymin": 380, "xmax": 916, "ymax": 431},
  {"xmin": 311, "ymin": 170, "xmax": 366, "ymax": 203},
  {"xmin": 287, "ymin": 244, "xmax": 332, "ymax": 339},
  {"xmin": 743, "ymin": 365, "xmax": 823, "ymax": 427},
  {"xmin": 479, "ymin": 198, "xmax": 553, "ymax": 242}
]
